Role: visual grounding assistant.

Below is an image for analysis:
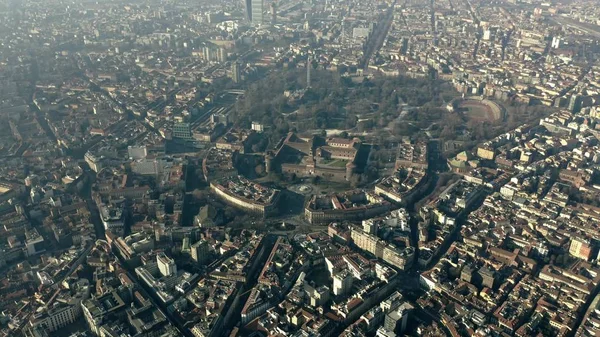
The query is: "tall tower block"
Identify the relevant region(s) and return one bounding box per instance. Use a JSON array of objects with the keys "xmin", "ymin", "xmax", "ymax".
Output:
[{"xmin": 307, "ymin": 56, "xmax": 311, "ymax": 88}]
